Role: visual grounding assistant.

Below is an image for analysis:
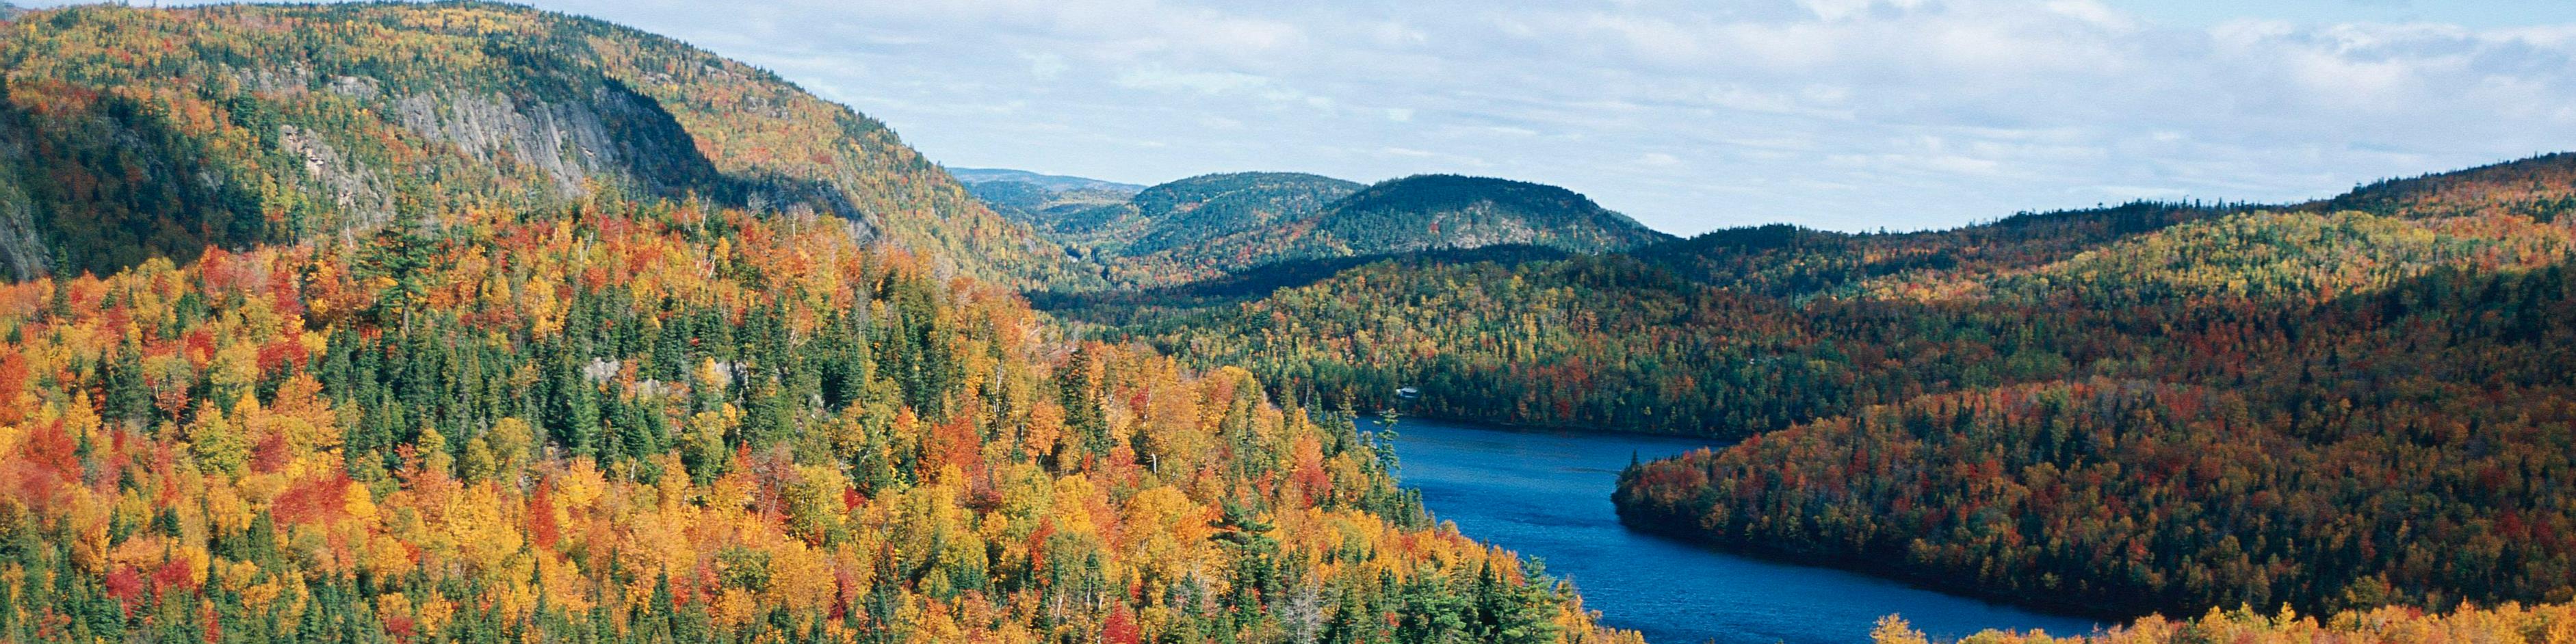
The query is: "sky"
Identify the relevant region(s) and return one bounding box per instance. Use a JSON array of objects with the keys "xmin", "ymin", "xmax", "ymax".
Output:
[{"xmin": 38, "ymin": 0, "xmax": 2576, "ymax": 234}]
